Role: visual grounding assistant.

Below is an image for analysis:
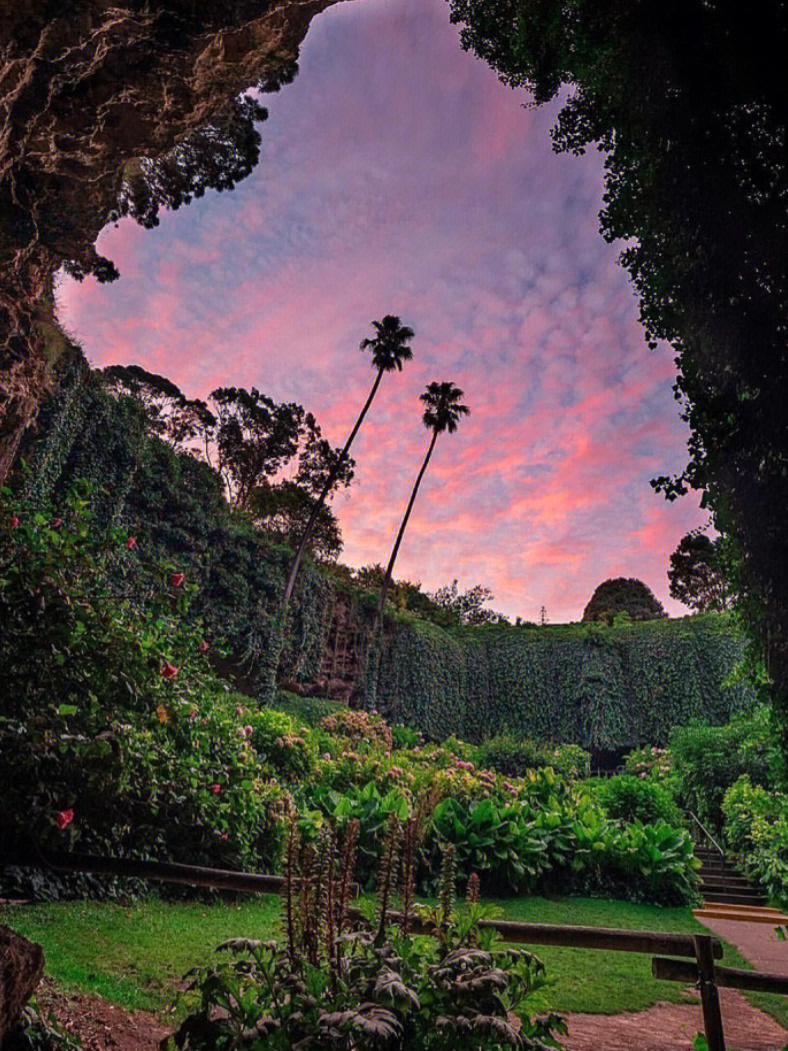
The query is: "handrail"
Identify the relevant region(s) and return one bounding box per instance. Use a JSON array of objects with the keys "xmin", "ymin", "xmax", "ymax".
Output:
[{"xmin": 687, "ymin": 810, "xmax": 725, "ymax": 857}]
